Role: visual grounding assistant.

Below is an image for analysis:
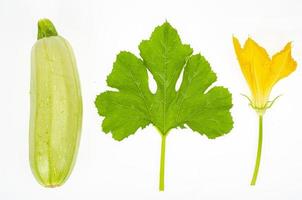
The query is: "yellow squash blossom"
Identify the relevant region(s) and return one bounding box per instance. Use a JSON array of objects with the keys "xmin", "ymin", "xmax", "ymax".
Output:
[
  {"xmin": 233, "ymin": 36, "xmax": 297, "ymax": 185},
  {"xmin": 233, "ymin": 37, "xmax": 297, "ymax": 113}
]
